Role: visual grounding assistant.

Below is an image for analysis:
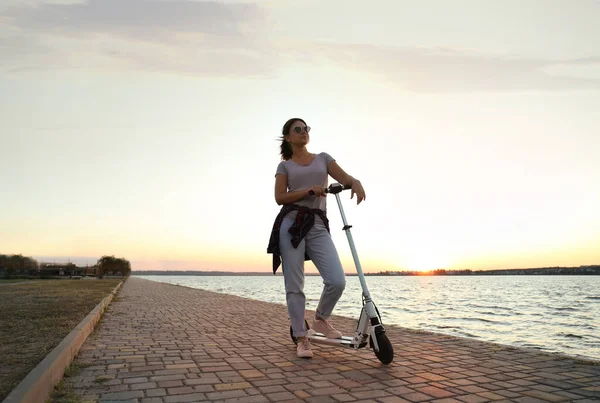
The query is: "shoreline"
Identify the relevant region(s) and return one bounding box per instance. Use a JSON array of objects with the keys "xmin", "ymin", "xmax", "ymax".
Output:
[{"xmin": 132, "ymin": 272, "xmax": 600, "ymax": 276}]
